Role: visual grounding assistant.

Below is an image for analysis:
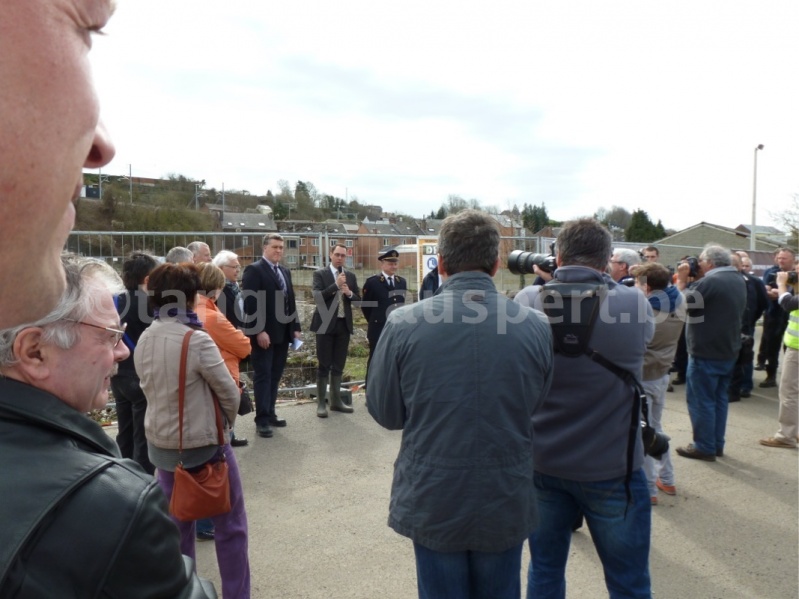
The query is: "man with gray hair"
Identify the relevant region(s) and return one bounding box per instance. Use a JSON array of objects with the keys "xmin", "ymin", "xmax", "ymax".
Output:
[
  {"xmin": 610, "ymin": 247, "xmax": 641, "ymax": 286},
  {"xmin": 0, "ymin": 255, "xmax": 214, "ymax": 597},
  {"xmin": 188, "ymin": 241, "xmax": 212, "ymax": 264},
  {"xmin": 675, "ymin": 245, "xmax": 747, "ymax": 461},
  {"xmin": 165, "ymin": 246, "xmax": 194, "ymax": 264},
  {"xmin": 368, "ymin": 210, "xmax": 553, "ymax": 598}
]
